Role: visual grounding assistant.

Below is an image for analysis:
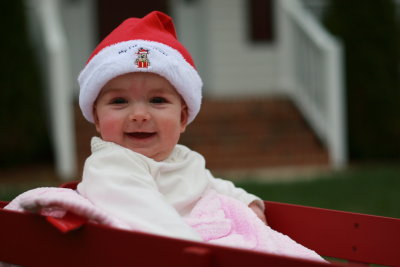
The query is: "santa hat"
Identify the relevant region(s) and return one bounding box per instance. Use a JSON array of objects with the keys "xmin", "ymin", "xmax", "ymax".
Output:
[{"xmin": 78, "ymin": 11, "xmax": 202, "ymax": 124}]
